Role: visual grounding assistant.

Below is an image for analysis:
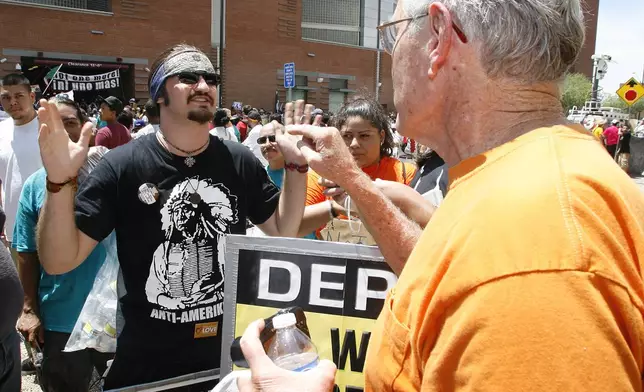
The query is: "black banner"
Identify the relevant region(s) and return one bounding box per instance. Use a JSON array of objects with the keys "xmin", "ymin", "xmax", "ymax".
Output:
[{"xmin": 236, "ymin": 250, "xmax": 396, "ymax": 320}]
